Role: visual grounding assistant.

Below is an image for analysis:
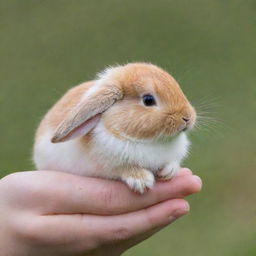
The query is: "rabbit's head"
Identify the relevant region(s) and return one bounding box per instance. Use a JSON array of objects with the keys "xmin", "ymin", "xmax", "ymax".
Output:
[{"xmin": 51, "ymin": 63, "xmax": 196, "ymax": 143}]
